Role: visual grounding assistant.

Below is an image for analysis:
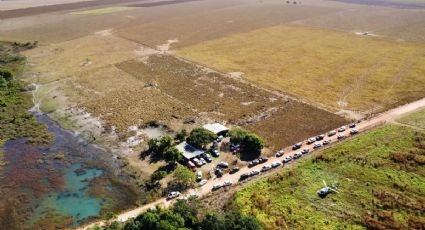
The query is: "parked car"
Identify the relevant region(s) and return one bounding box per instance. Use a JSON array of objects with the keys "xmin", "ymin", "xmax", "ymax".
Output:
[
  {"xmin": 249, "ymin": 170, "xmax": 260, "ymax": 176},
  {"xmin": 212, "ymin": 184, "xmax": 222, "ymax": 191},
  {"xmin": 293, "ymin": 152, "xmax": 302, "ymax": 159},
  {"xmin": 292, "ymin": 142, "xmax": 302, "ymax": 150},
  {"xmin": 261, "ymin": 165, "xmax": 272, "ymax": 172},
  {"xmin": 313, "ymin": 142, "xmax": 322, "ymax": 149},
  {"xmin": 328, "ymin": 130, "xmax": 337, "ymax": 137},
  {"xmin": 200, "ymin": 158, "xmax": 206, "ymax": 165},
  {"xmin": 275, "ymin": 150, "xmax": 284, "ymax": 157},
  {"xmin": 189, "ymin": 192, "xmax": 199, "ymax": 198},
  {"xmin": 196, "ymin": 171, "xmax": 202, "ymax": 181},
  {"xmin": 239, "ymin": 173, "xmax": 250, "ymax": 181},
  {"xmin": 187, "ymin": 161, "xmax": 196, "ymax": 171},
  {"xmin": 193, "ymin": 158, "xmax": 202, "ymax": 167},
  {"xmin": 212, "ymin": 149, "xmax": 220, "ymax": 157},
  {"xmin": 230, "ymin": 167, "xmax": 240, "ymax": 174},
  {"xmin": 248, "ymin": 159, "xmax": 259, "ymax": 167},
  {"xmin": 302, "ymin": 148, "xmax": 310, "ymax": 154},
  {"xmin": 322, "ymin": 140, "xmax": 331, "ymax": 145},
  {"xmin": 307, "ymin": 137, "xmax": 316, "ymax": 144},
  {"xmin": 216, "ymin": 135, "xmax": 224, "ymax": 142},
  {"xmin": 204, "ymin": 154, "xmax": 212, "ymax": 163},
  {"xmin": 338, "ymin": 126, "xmax": 346, "ymax": 132},
  {"xmin": 215, "ymin": 168, "xmax": 223, "ymax": 177},
  {"xmin": 217, "ymin": 161, "xmax": 229, "ymax": 168},
  {"xmin": 283, "ymin": 156, "xmax": 293, "ymax": 163},
  {"xmin": 350, "ymin": 129, "xmax": 359, "ymax": 135},
  {"xmin": 167, "ymin": 191, "xmax": 181, "ymax": 200},
  {"xmin": 315, "ymin": 134, "xmax": 325, "ymax": 141},
  {"xmin": 337, "ymin": 134, "xmax": 345, "ymax": 140},
  {"xmin": 223, "ymin": 180, "xmax": 232, "ymax": 187},
  {"xmin": 271, "ymin": 161, "xmax": 282, "ymax": 168},
  {"xmin": 199, "ymin": 179, "xmax": 207, "ymax": 186},
  {"xmin": 259, "ymin": 156, "xmax": 268, "ymax": 163},
  {"xmin": 349, "ymin": 123, "xmax": 356, "ymax": 128}
]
